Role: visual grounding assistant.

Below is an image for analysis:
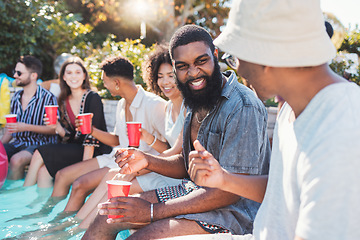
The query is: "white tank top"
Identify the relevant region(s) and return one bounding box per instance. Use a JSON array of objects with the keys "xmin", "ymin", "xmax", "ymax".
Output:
[{"xmin": 165, "ymin": 101, "xmax": 185, "ymax": 147}]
